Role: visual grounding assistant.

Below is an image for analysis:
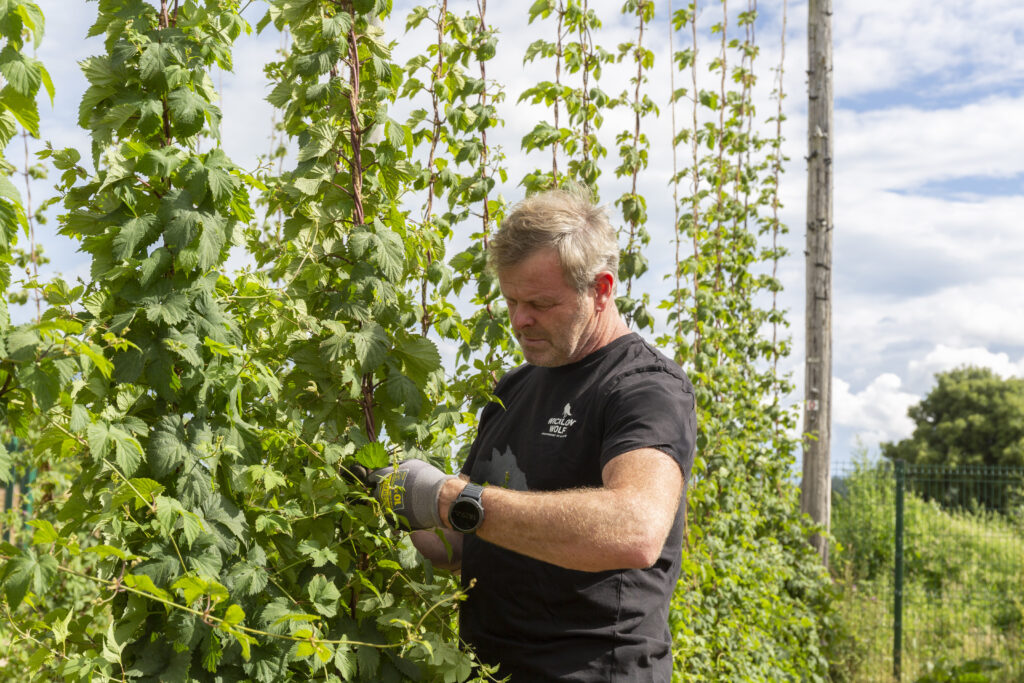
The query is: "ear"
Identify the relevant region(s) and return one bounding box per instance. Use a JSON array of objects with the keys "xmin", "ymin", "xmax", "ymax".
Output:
[{"xmin": 592, "ymin": 271, "xmax": 615, "ymax": 311}]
